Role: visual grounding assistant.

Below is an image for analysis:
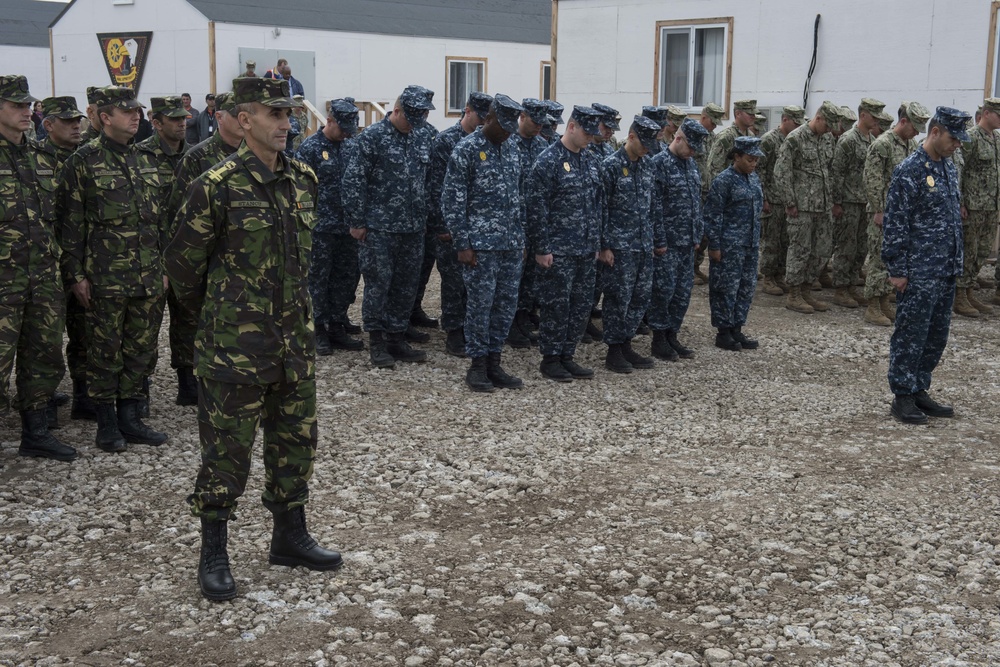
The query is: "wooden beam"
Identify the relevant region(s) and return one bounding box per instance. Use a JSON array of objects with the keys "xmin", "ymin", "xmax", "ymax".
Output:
[
  {"xmin": 49, "ymin": 28, "xmax": 55, "ymax": 97},
  {"xmin": 550, "ymin": 0, "xmax": 558, "ymax": 100},
  {"xmin": 986, "ymin": 2, "xmax": 1000, "ymax": 98},
  {"xmin": 208, "ymin": 21, "xmax": 217, "ymax": 94}
]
